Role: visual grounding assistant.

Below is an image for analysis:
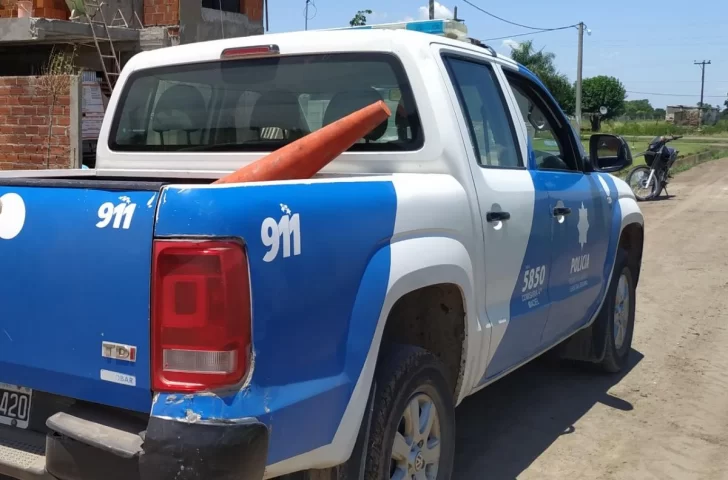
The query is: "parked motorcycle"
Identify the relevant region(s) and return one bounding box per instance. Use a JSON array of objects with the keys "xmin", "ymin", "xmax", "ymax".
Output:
[{"xmin": 626, "ymin": 135, "xmax": 682, "ymax": 201}]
